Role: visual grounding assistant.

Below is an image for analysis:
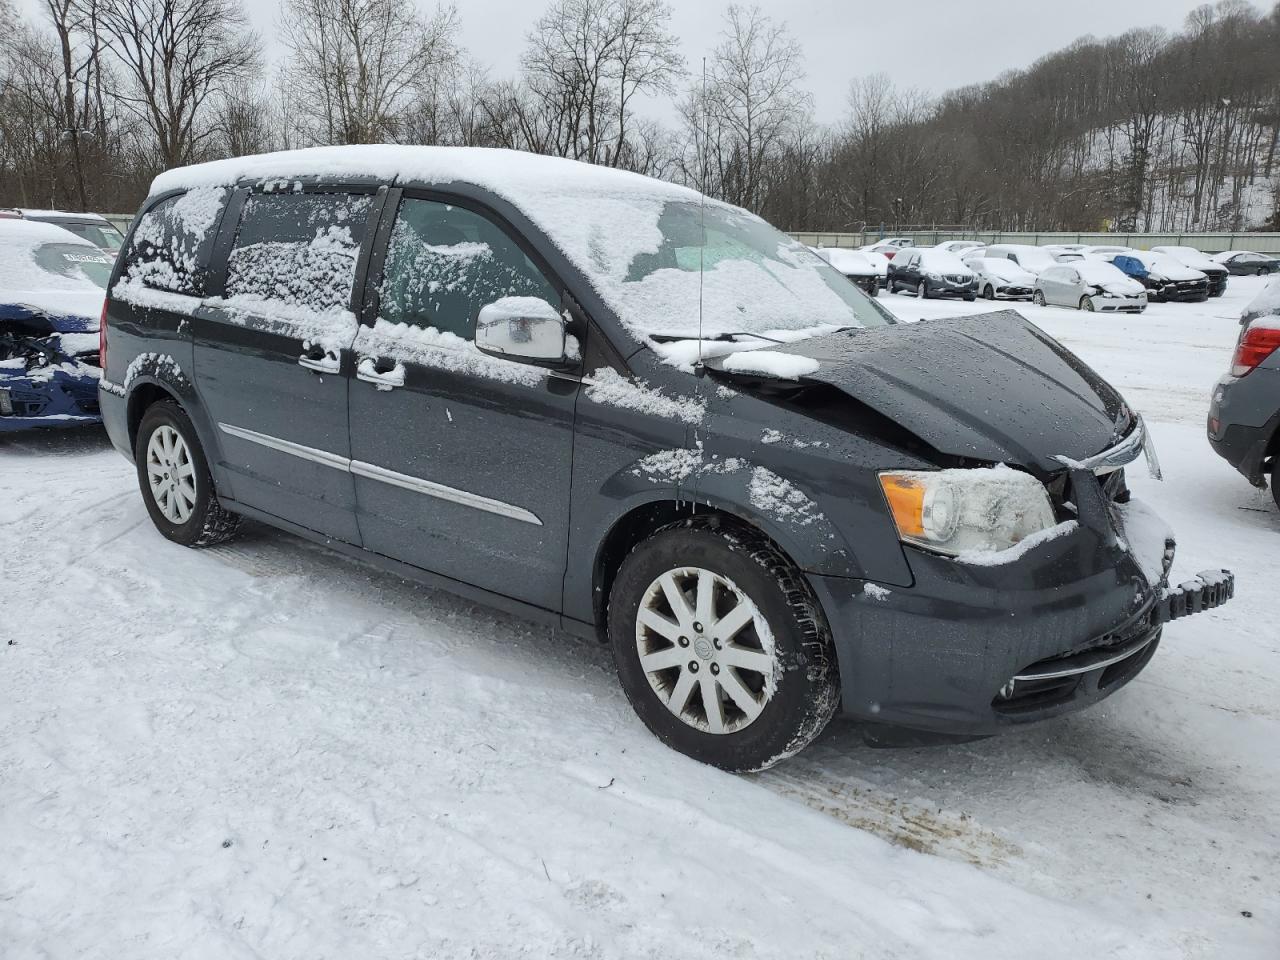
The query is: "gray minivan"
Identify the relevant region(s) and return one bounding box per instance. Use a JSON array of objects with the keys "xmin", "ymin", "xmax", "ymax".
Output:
[{"xmin": 98, "ymin": 146, "xmax": 1234, "ymax": 770}]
